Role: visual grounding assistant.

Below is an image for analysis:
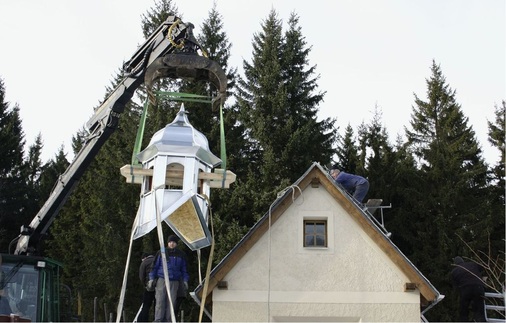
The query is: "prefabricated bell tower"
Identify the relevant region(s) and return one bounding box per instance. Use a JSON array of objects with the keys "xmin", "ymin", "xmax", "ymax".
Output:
[{"xmin": 121, "ymin": 104, "xmax": 235, "ymax": 250}]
